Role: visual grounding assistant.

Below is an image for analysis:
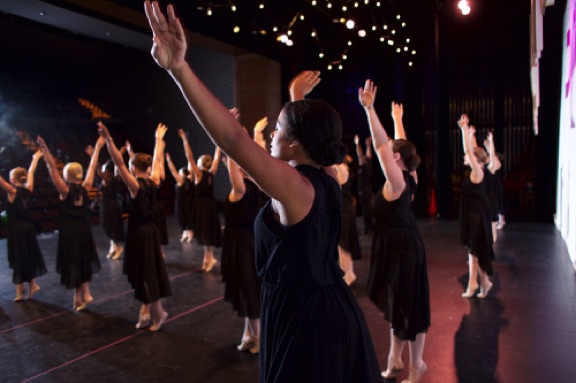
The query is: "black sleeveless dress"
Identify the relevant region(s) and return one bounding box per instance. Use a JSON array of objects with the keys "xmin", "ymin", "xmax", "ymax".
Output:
[
  {"xmin": 153, "ymin": 182, "xmax": 169, "ymax": 245},
  {"xmin": 100, "ymin": 176, "xmax": 125, "ymax": 242},
  {"xmin": 124, "ymin": 178, "xmax": 171, "ymax": 303},
  {"xmin": 6, "ymin": 187, "xmax": 47, "ymax": 284},
  {"xmin": 221, "ymin": 179, "xmax": 260, "ymax": 319},
  {"xmin": 367, "ymin": 171, "xmax": 430, "ymax": 341},
  {"xmin": 339, "ymin": 179, "xmax": 361, "ymax": 260},
  {"xmin": 57, "ymin": 184, "xmax": 101, "ymax": 289},
  {"xmin": 460, "ymin": 173, "xmax": 495, "ymax": 275},
  {"xmin": 175, "ymin": 178, "xmax": 195, "ymax": 231},
  {"xmin": 255, "ymin": 165, "xmax": 381, "ymax": 383},
  {"xmin": 192, "ymin": 170, "xmax": 222, "ymax": 247}
]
